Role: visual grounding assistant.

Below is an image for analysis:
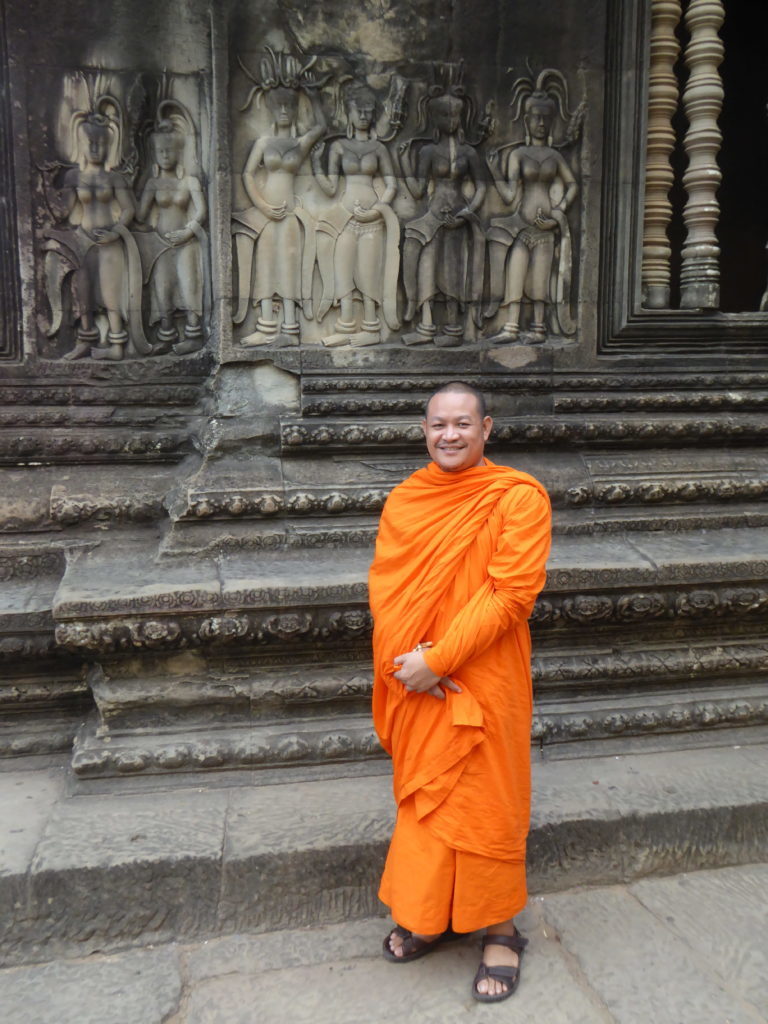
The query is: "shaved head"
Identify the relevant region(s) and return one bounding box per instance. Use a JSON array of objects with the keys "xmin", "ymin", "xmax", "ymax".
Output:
[{"xmin": 424, "ymin": 381, "xmax": 487, "ymax": 420}]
